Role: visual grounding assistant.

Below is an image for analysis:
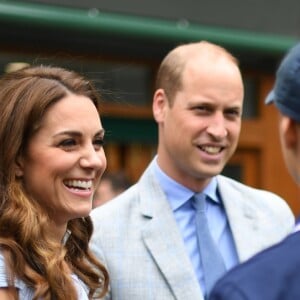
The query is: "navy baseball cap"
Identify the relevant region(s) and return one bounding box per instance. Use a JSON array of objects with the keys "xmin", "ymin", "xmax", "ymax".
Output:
[{"xmin": 265, "ymin": 42, "xmax": 300, "ymax": 122}]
